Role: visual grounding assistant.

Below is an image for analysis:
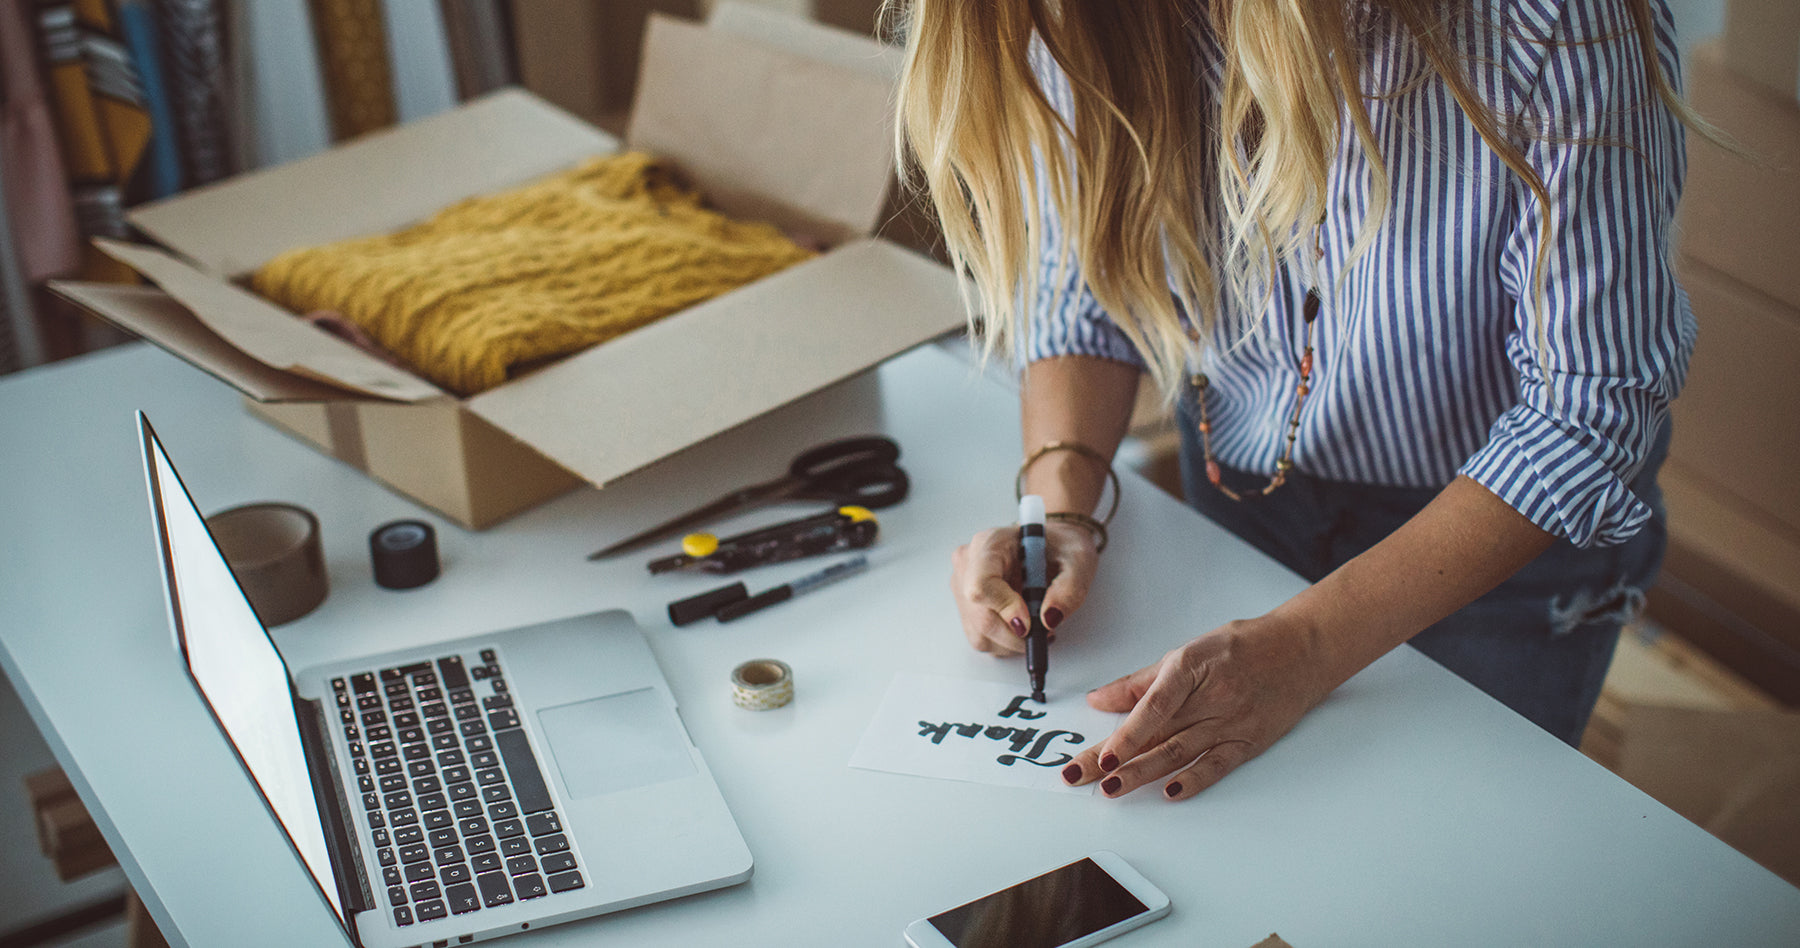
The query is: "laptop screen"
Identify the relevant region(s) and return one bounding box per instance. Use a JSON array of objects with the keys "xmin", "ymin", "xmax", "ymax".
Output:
[{"xmin": 140, "ymin": 416, "xmax": 345, "ymax": 923}]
